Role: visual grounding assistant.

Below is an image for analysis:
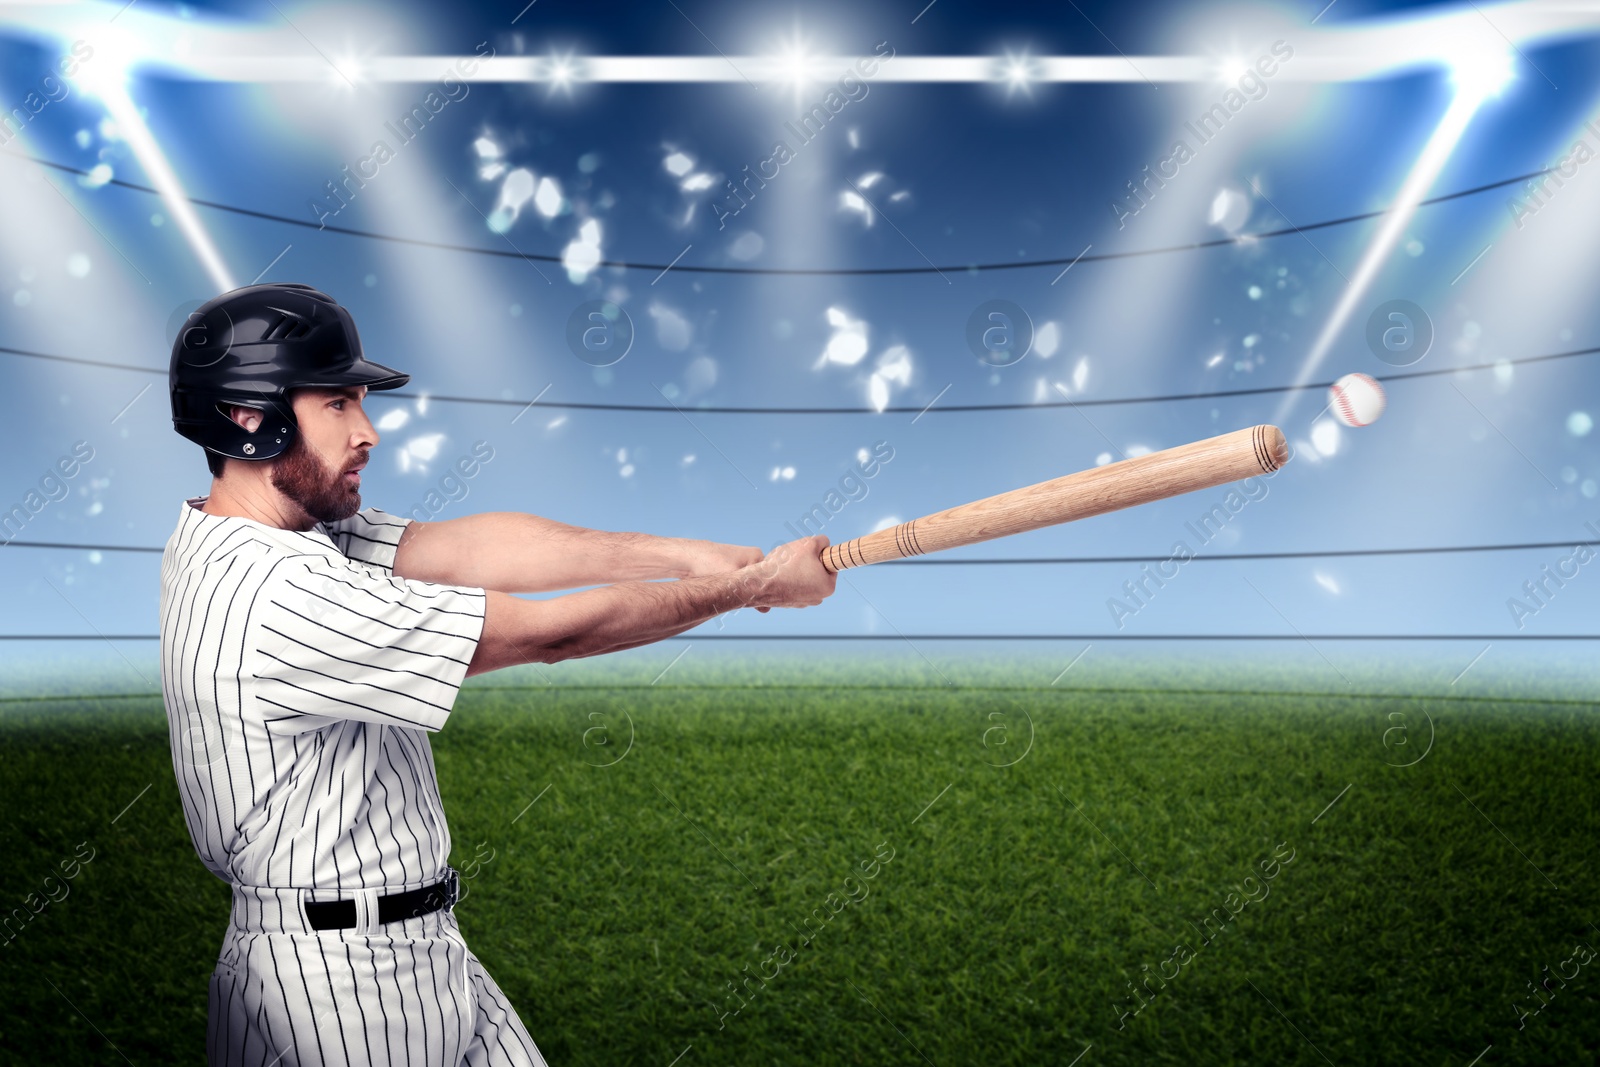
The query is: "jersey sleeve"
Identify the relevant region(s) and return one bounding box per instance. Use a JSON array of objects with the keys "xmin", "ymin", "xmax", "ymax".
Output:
[
  {"xmin": 317, "ymin": 507, "xmax": 413, "ymax": 574},
  {"xmin": 248, "ymin": 554, "xmax": 486, "ymax": 734}
]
